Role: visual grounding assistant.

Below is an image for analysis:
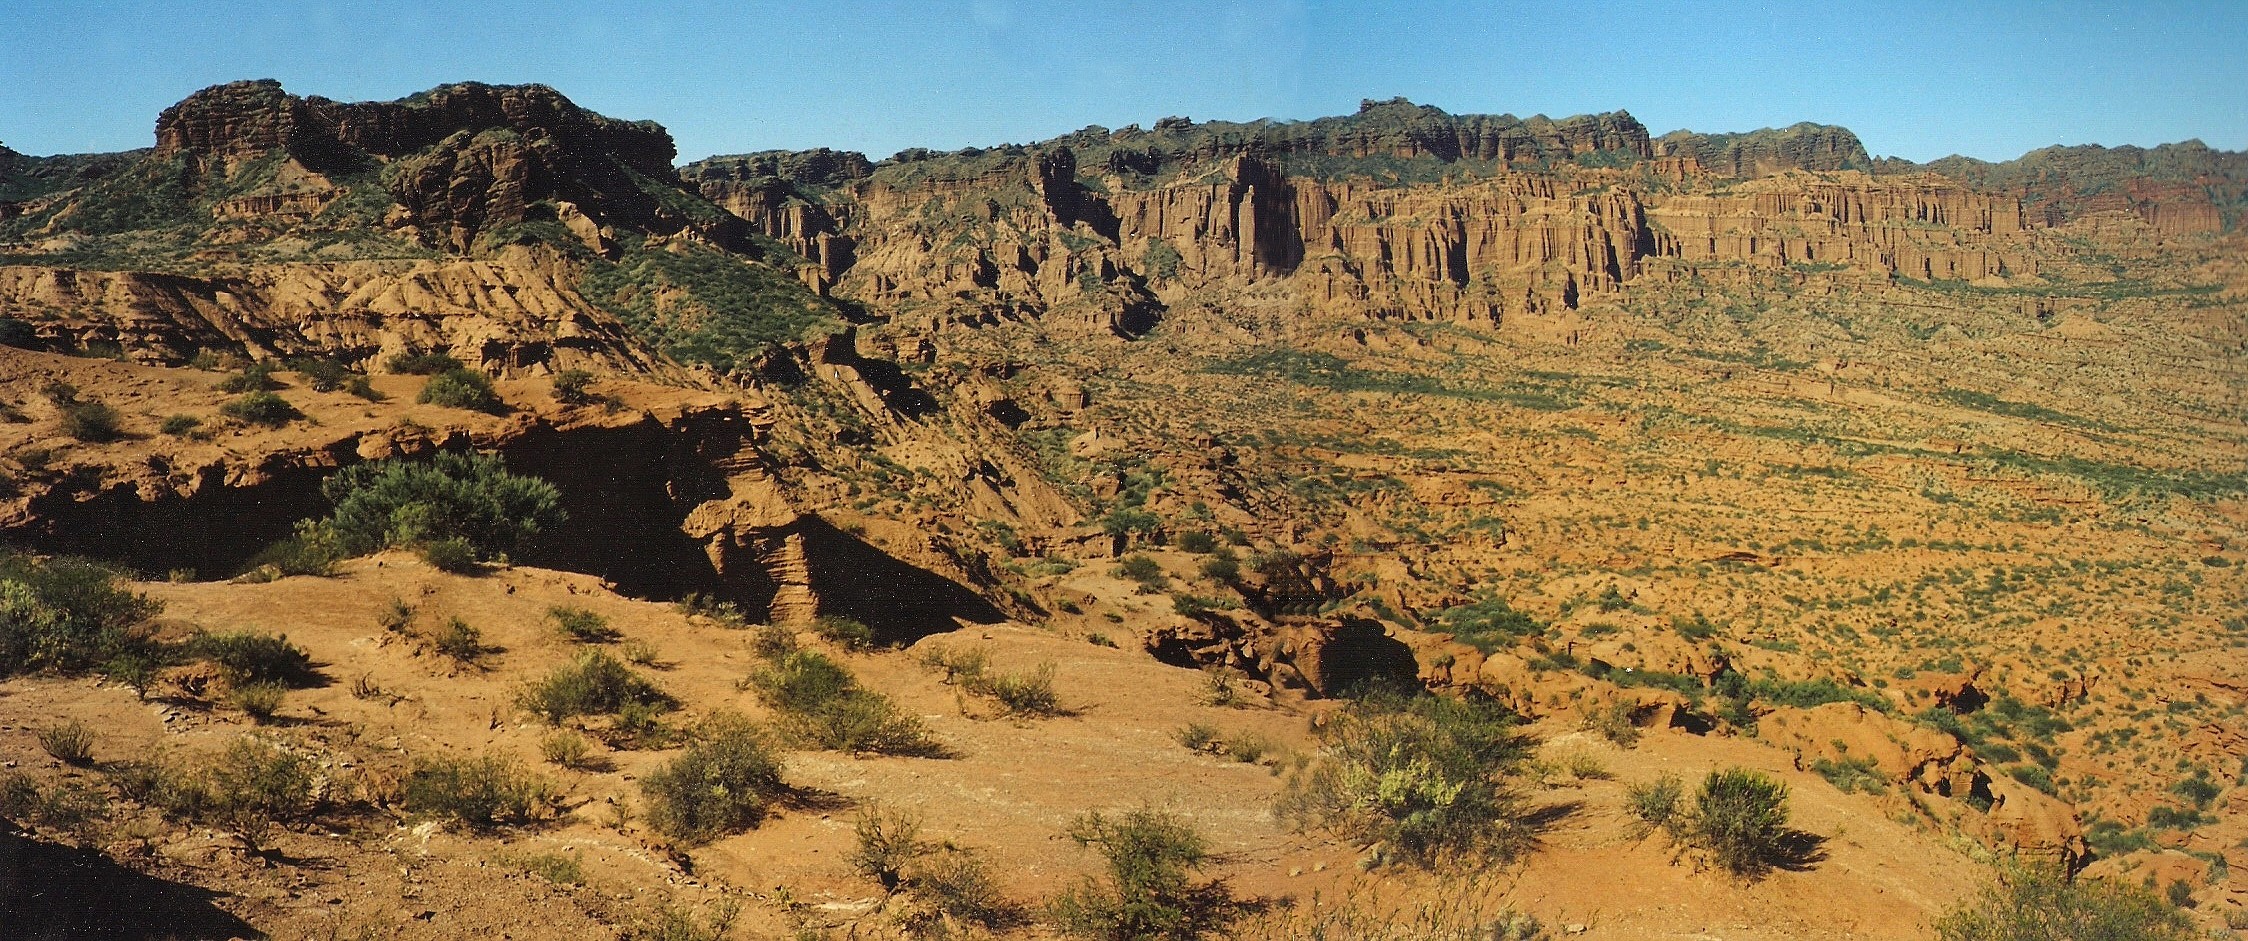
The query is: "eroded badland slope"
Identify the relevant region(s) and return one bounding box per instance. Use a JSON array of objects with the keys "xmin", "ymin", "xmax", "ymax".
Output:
[{"xmin": 0, "ymin": 83, "xmax": 2243, "ymax": 939}]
